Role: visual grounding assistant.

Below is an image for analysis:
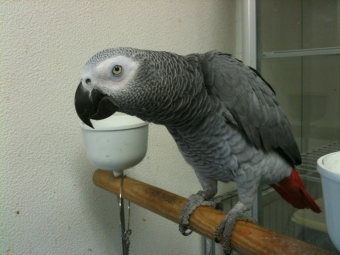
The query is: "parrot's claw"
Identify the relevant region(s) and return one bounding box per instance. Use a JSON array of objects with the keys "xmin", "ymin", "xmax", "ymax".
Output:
[
  {"xmin": 214, "ymin": 201, "xmax": 257, "ymax": 254},
  {"xmin": 179, "ymin": 192, "xmax": 216, "ymax": 236}
]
